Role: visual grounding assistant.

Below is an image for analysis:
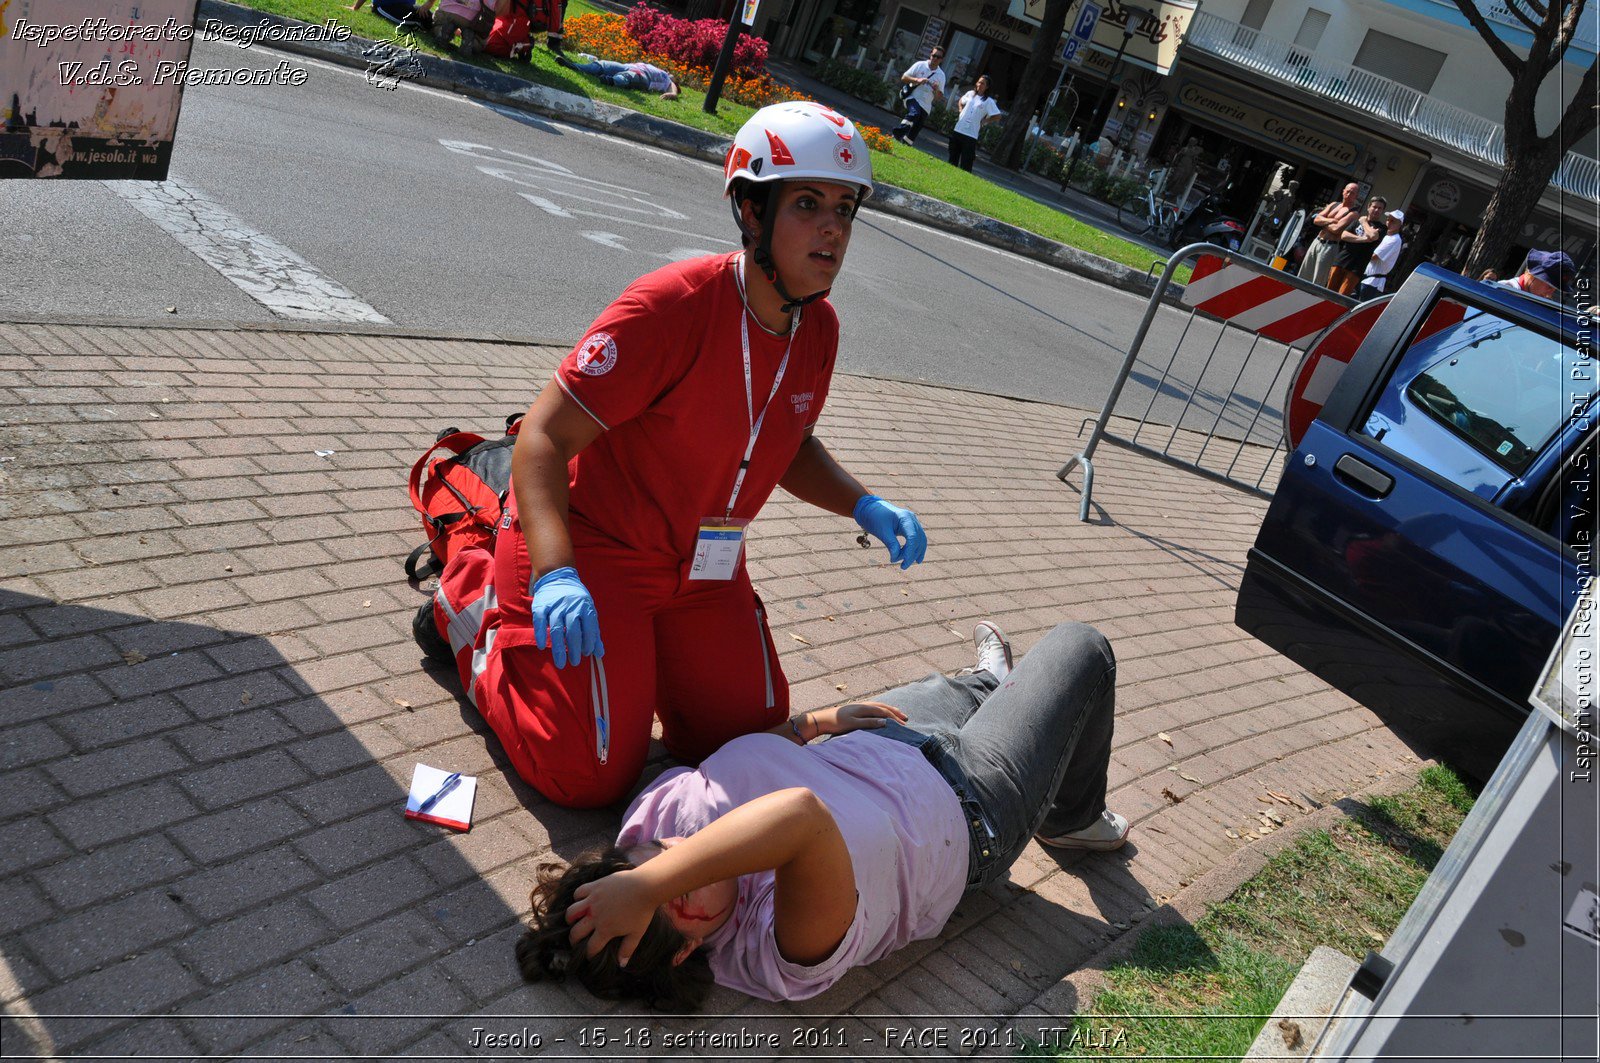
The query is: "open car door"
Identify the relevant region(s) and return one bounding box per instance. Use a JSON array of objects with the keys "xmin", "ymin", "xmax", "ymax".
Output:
[{"xmin": 1236, "ymin": 265, "xmax": 1593, "ymax": 780}]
